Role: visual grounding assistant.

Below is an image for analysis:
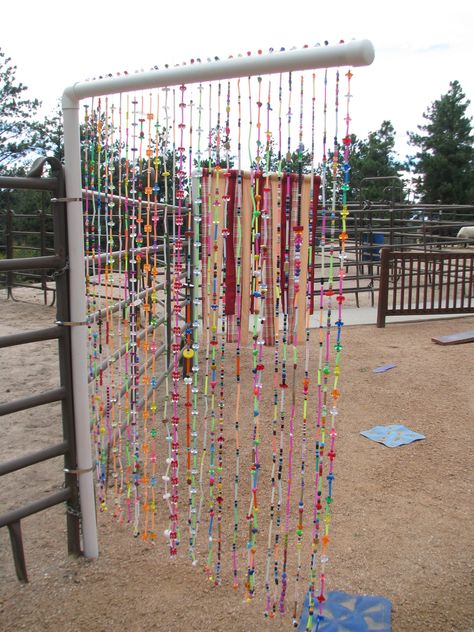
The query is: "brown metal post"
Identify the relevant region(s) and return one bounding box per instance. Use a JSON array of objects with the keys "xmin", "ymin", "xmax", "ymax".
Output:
[
  {"xmin": 6, "ymin": 210, "xmax": 14, "ymax": 299},
  {"xmin": 53, "ymin": 174, "xmax": 81, "ymax": 555},
  {"xmin": 376, "ymin": 247, "xmax": 391, "ymax": 328},
  {"xmin": 7, "ymin": 521, "xmax": 28, "ymax": 582},
  {"xmin": 50, "ymin": 164, "xmax": 82, "ymax": 557},
  {"xmin": 39, "ymin": 210, "xmax": 48, "ymax": 305}
]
